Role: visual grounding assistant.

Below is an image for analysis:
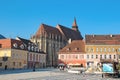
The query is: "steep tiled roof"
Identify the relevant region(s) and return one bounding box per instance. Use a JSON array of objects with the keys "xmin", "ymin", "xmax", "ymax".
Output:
[
  {"xmin": 35, "ymin": 24, "xmax": 61, "ymax": 38},
  {"xmin": 59, "ymin": 40, "xmax": 85, "ymax": 53},
  {"xmin": 85, "ymin": 34, "xmax": 120, "ymax": 45},
  {"xmin": 0, "ymin": 39, "xmax": 25, "ymax": 50},
  {"xmin": 0, "ymin": 34, "xmax": 6, "ymax": 39},
  {"xmin": 57, "ymin": 24, "xmax": 83, "ymax": 41},
  {"xmin": 16, "ymin": 37, "xmax": 31, "ymax": 46}
]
